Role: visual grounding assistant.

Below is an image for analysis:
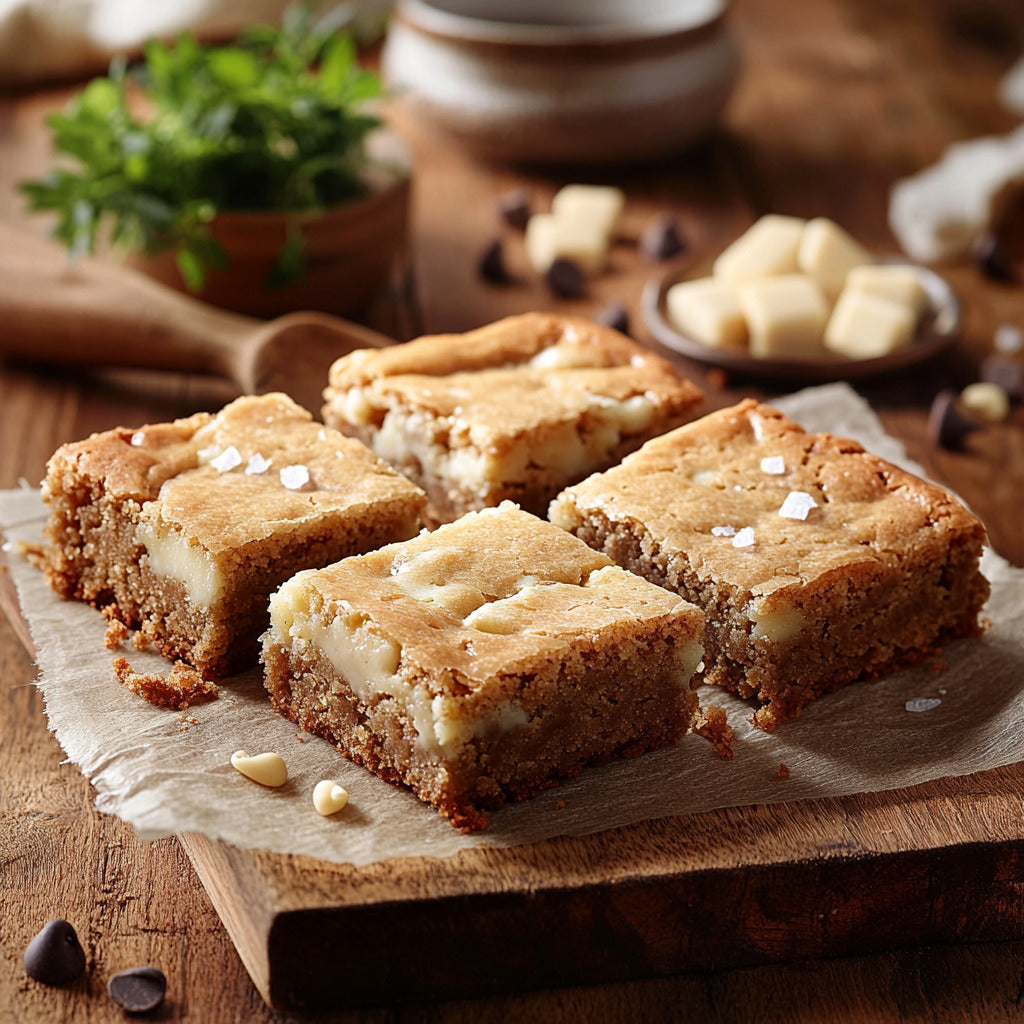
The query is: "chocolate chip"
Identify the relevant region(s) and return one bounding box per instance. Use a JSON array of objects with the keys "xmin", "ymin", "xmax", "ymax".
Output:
[
  {"xmin": 497, "ymin": 187, "xmax": 531, "ymax": 231},
  {"xmin": 927, "ymin": 389, "xmax": 982, "ymax": 450},
  {"xmin": 973, "ymin": 232, "xmax": 1018, "ymax": 283},
  {"xmin": 595, "ymin": 301, "xmax": 630, "ymax": 336},
  {"xmin": 23, "ymin": 919, "xmax": 87, "ymax": 986},
  {"xmin": 477, "ymin": 239, "xmax": 511, "ymax": 284},
  {"xmin": 640, "ymin": 213, "xmax": 687, "ymax": 261},
  {"xmin": 980, "ymin": 354, "xmax": 1024, "ymax": 402},
  {"xmin": 545, "ymin": 257, "xmax": 585, "ymax": 298},
  {"xmin": 107, "ymin": 966, "xmax": 167, "ymax": 1014}
]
